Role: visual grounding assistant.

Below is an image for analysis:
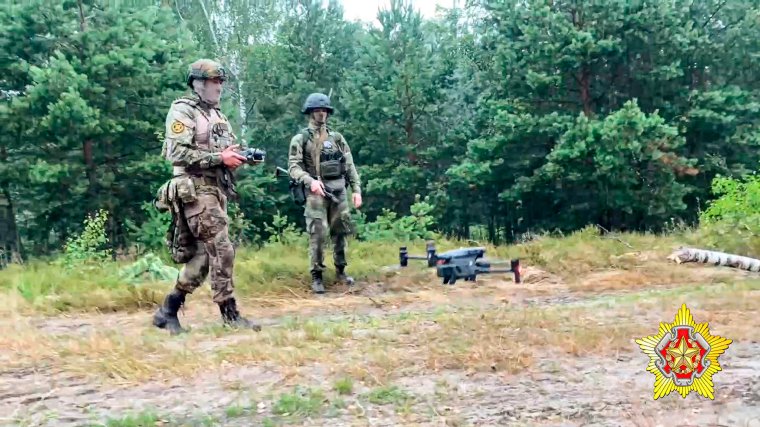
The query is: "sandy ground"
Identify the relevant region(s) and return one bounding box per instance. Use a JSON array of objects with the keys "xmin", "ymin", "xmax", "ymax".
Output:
[{"xmin": 1, "ymin": 262, "xmax": 759, "ymax": 427}]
